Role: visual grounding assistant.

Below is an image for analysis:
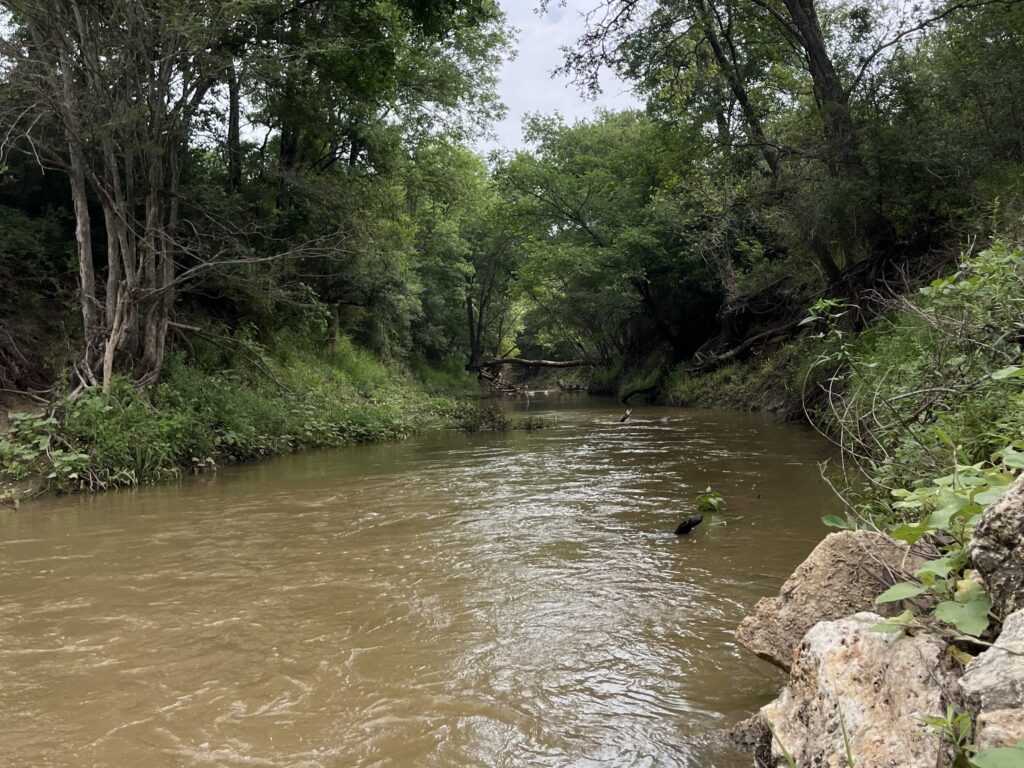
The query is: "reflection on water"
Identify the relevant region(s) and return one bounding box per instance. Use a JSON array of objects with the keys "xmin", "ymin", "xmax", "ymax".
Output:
[{"xmin": 0, "ymin": 395, "xmax": 837, "ymax": 767}]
